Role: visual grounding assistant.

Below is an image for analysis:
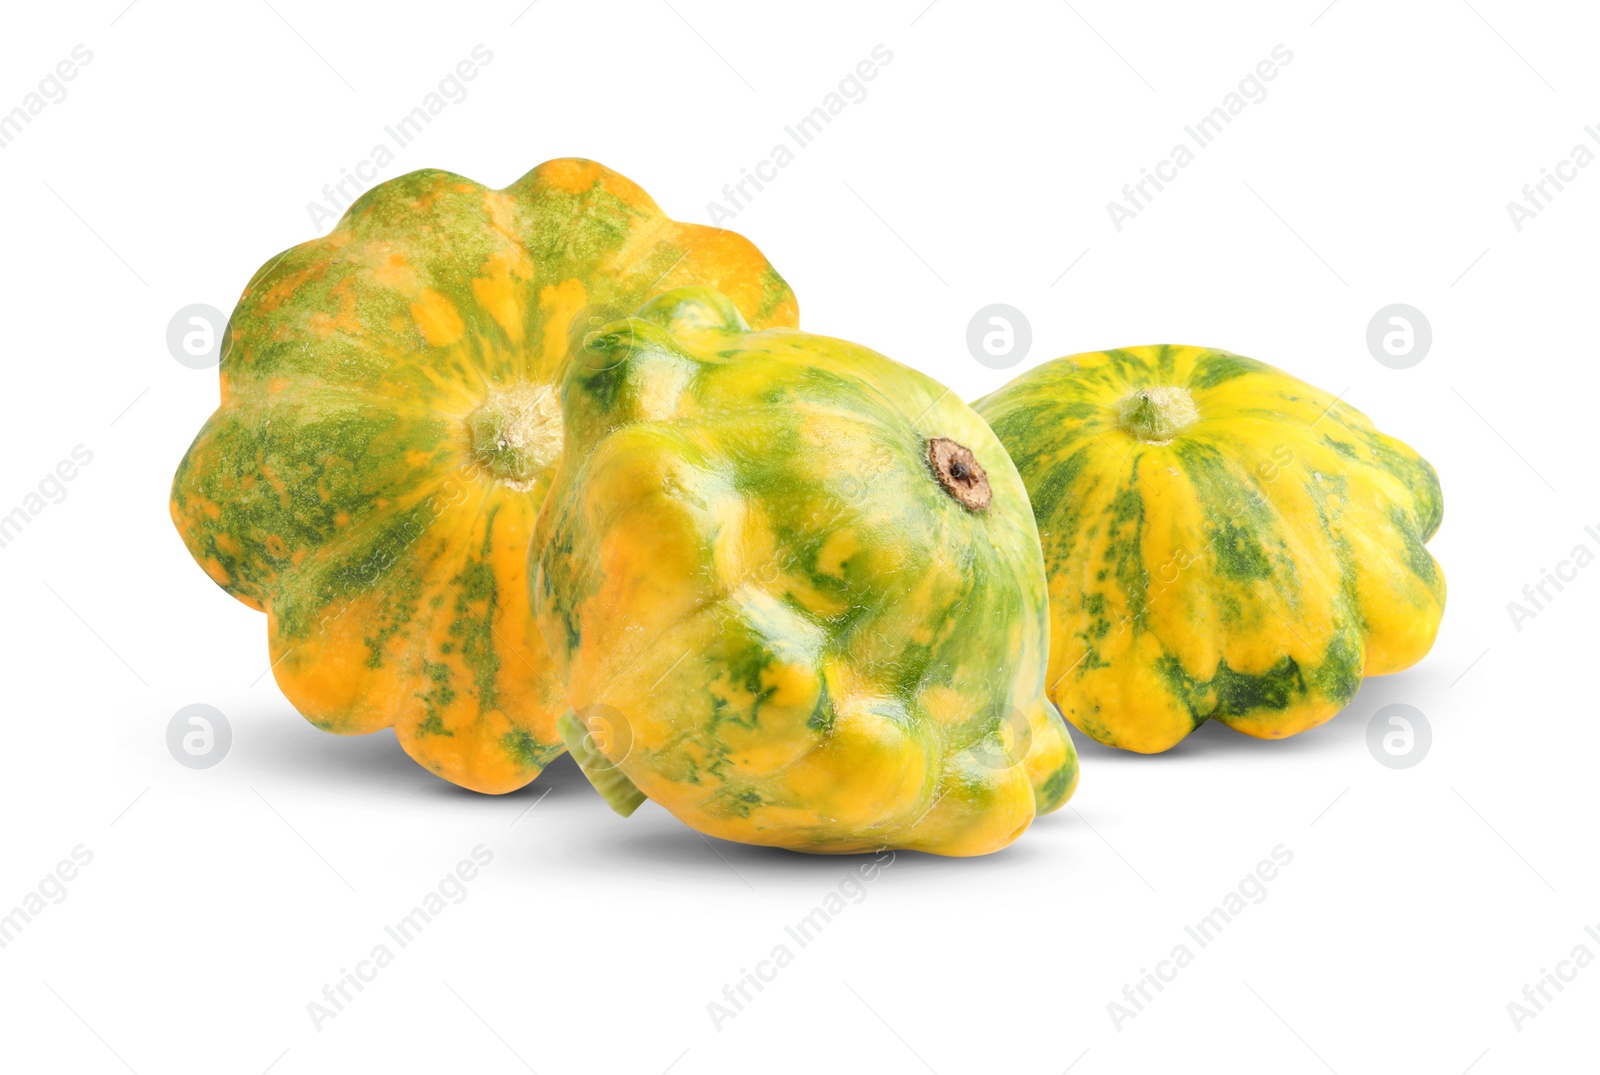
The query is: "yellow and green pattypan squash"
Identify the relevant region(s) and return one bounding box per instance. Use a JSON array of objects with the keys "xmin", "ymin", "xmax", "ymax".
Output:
[
  {"xmin": 170, "ymin": 160, "xmax": 797, "ymax": 793},
  {"xmin": 533, "ymin": 287, "xmax": 1078, "ymax": 855},
  {"xmin": 974, "ymin": 346, "xmax": 1445, "ymax": 753}
]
